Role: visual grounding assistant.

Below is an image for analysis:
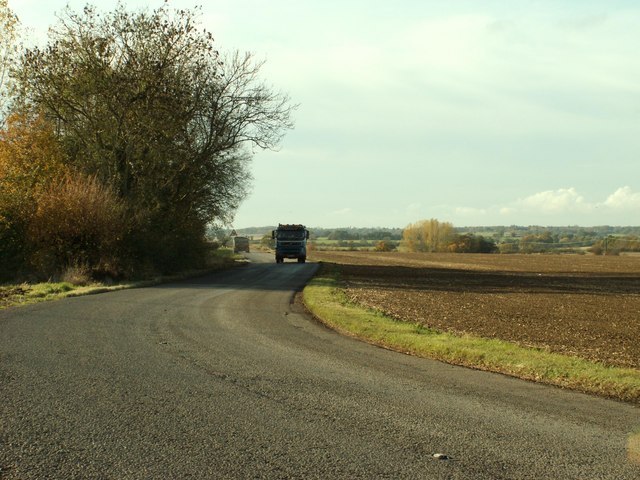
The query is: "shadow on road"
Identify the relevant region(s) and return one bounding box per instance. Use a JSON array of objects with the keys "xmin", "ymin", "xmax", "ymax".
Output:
[{"xmin": 150, "ymin": 260, "xmax": 320, "ymax": 293}]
